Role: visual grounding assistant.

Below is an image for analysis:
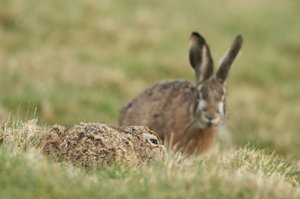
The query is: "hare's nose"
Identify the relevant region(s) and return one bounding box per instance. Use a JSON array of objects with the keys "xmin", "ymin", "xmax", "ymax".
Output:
[{"xmin": 204, "ymin": 114, "xmax": 216, "ymax": 121}]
